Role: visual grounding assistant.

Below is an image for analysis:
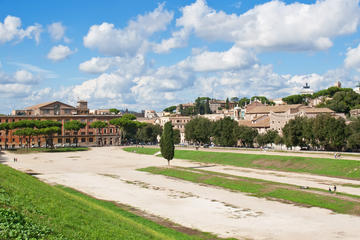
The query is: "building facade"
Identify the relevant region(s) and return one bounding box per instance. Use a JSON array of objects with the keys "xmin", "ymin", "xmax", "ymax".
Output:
[{"xmin": 1, "ymin": 101, "xmax": 121, "ymax": 149}]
